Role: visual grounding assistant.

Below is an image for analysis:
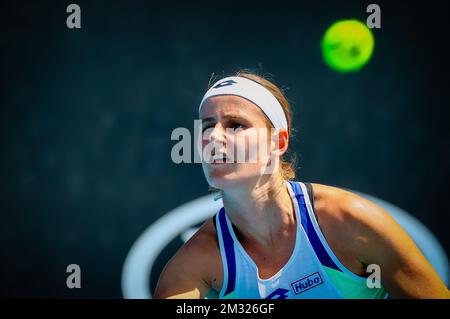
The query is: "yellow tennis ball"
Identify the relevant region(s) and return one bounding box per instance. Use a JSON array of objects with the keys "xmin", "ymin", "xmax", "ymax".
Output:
[{"xmin": 321, "ymin": 19, "xmax": 375, "ymax": 72}]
